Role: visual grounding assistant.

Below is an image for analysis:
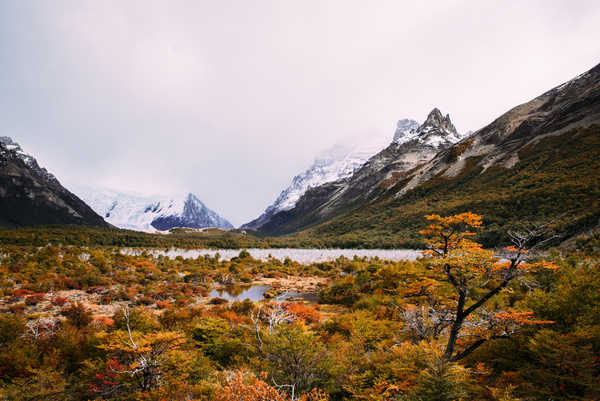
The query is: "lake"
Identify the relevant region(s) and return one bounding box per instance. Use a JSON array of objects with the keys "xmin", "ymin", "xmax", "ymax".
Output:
[{"xmin": 123, "ymin": 248, "xmax": 422, "ymax": 263}]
